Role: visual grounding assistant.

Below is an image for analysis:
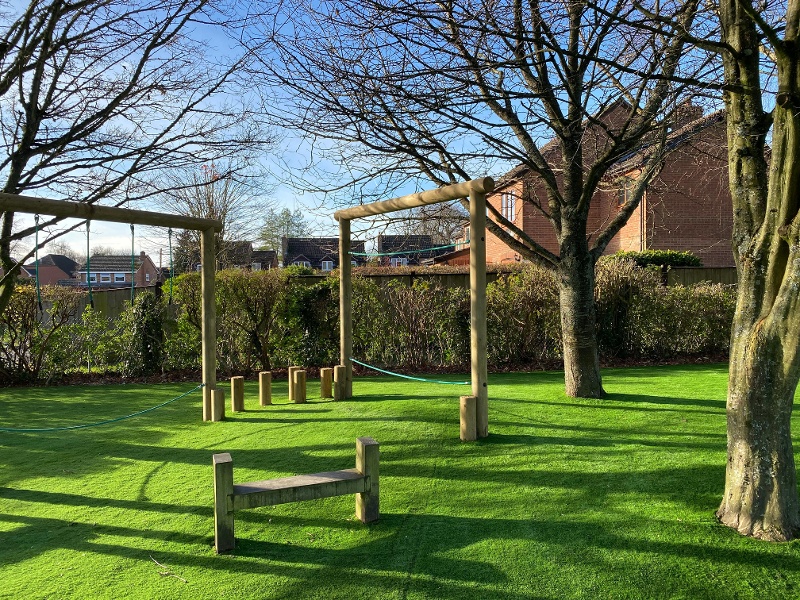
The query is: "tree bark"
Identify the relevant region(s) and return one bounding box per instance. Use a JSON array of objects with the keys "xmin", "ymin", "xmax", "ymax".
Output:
[{"xmin": 559, "ymin": 227, "xmax": 604, "ymax": 398}]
